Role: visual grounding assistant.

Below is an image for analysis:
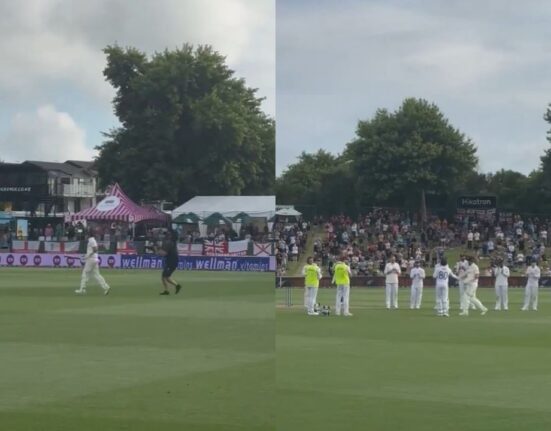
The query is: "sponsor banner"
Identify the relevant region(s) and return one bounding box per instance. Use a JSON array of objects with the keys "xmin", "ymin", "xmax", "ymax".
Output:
[
  {"xmin": 253, "ymin": 242, "xmax": 273, "ymax": 257},
  {"xmin": 456, "ymin": 195, "xmax": 497, "ymax": 221},
  {"xmin": 120, "ymin": 255, "xmax": 275, "ymax": 272},
  {"xmin": 227, "ymin": 239, "xmax": 249, "ymax": 256},
  {"xmin": 457, "ymin": 196, "xmax": 497, "ymax": 210},
  {"xmin": 177, "ymin": 243, "xmax": 204, "ymax": 255},
  {"xmin": 0, "ymin": 253, "xmax": 120, "ymax": 268}
]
